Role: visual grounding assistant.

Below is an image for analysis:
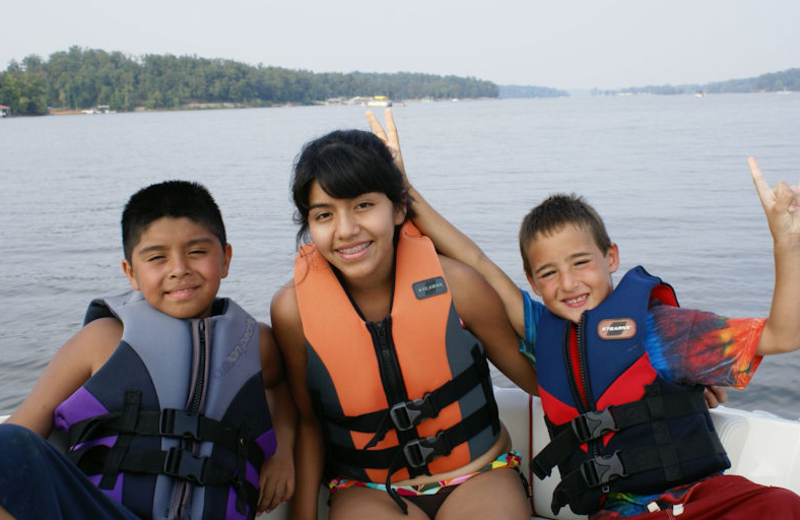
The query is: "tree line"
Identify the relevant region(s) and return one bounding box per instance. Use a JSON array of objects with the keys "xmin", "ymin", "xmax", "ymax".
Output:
[
  {"xmin": 0, "ymin": 46, "xmax": 500, "ymax": 116},
  {"xmin": 592, "ymin": 68, "xmax": 800, "ymax": 96}
]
